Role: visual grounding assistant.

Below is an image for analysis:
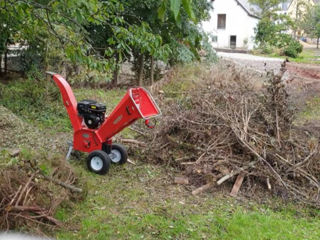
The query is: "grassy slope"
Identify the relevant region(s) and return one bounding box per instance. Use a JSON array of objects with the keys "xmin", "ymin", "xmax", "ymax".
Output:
[
  {"xmin": 296, "ymin": 97, "xmax": 320, "ymax": 125},
  {"xmin": 1, "ymin": 70, "xmax": 320, "ymax": 239},
  {"xmin": 254, "ymin": 48, "xmax": 320, "ymax": 64}
]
